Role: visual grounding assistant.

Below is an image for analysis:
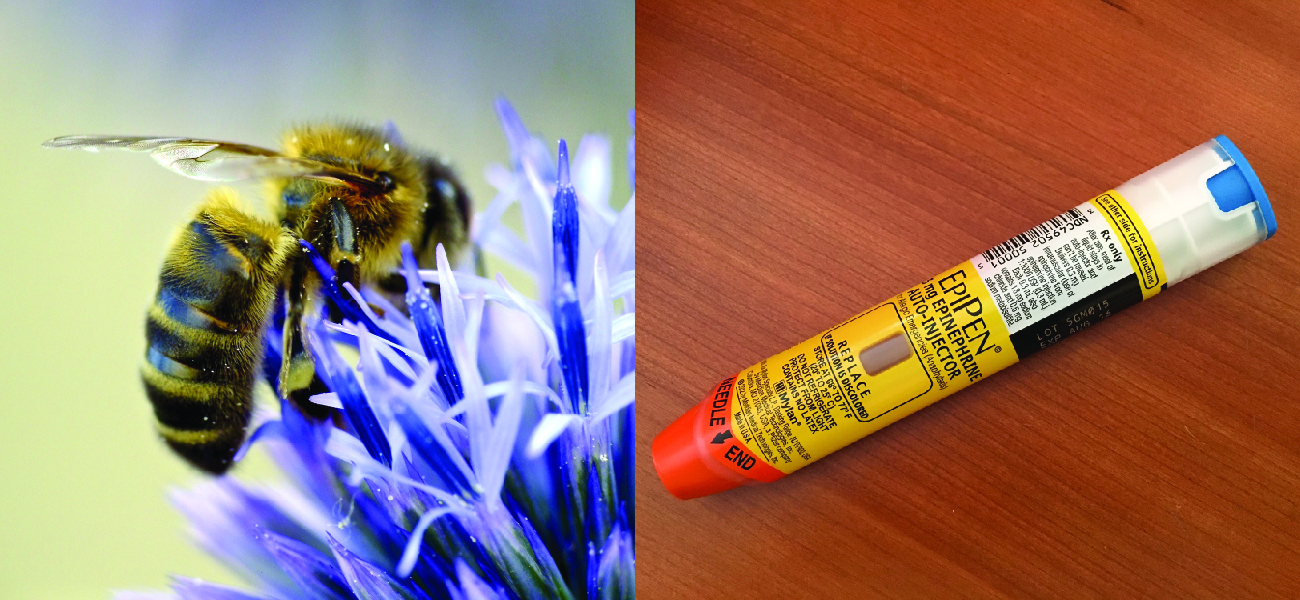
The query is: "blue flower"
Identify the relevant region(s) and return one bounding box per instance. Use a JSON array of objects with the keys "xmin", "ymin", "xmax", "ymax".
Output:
[{"xmin": 117, "ymin": 100, "xmax": 634, "ymax": 600}]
